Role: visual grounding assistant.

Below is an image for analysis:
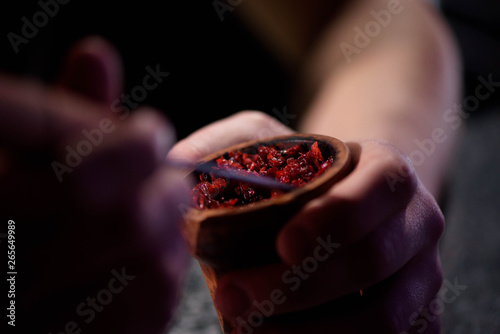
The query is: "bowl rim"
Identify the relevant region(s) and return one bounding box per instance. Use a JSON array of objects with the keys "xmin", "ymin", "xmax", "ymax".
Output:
[{"xmin": 185, "ymin": 133, "xmax": 351, "ymax": 220}]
